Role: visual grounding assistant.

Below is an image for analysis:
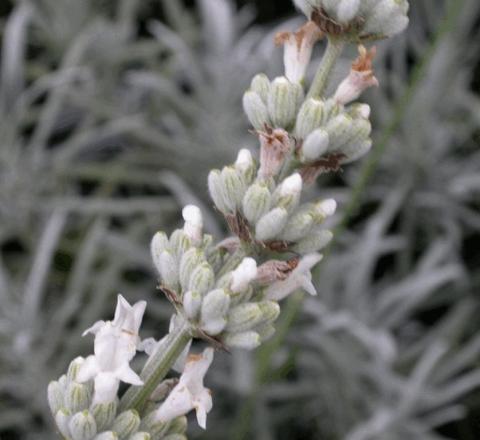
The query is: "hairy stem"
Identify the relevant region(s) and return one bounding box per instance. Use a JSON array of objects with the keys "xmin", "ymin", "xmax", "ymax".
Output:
[
  {"xmin": 306, "ymin": 37, "xmax": 345, "ymax": 100},
  {"xmin": 119, "ymin": 321, "xmax": 192, "ymax": 413}
]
